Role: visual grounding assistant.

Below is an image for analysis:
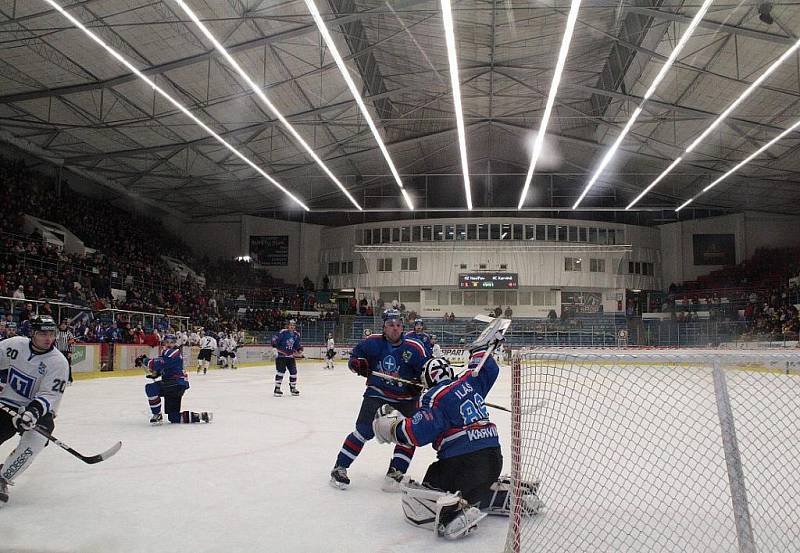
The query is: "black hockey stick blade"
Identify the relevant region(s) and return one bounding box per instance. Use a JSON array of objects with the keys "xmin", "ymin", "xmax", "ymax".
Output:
[
  {"xmin": 0, "ymin": 404, "xmax": 122, "ymax": 464},
  {"xmin": 41, "ymin": 430, "xmax": 122, "ymax": 464}
]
